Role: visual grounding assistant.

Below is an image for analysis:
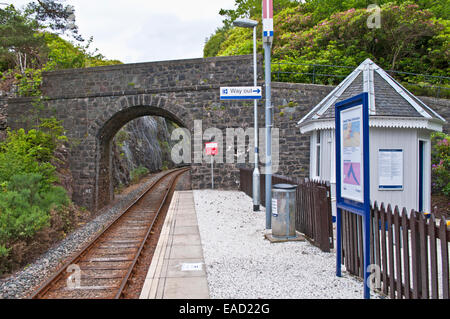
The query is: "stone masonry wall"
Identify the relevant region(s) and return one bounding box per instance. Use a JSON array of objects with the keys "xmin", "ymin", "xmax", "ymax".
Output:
[{"xmin": 418, "ymin": 96, "xmax": 450, "ymax": 134}]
